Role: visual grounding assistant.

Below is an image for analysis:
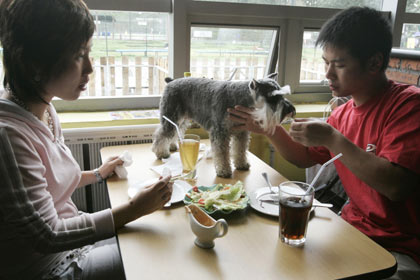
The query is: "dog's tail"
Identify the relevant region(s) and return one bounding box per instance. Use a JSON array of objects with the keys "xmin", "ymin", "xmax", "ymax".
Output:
[{"xmin": 165, "ymin": 77, "xmax": 174, "ymax": 83}]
